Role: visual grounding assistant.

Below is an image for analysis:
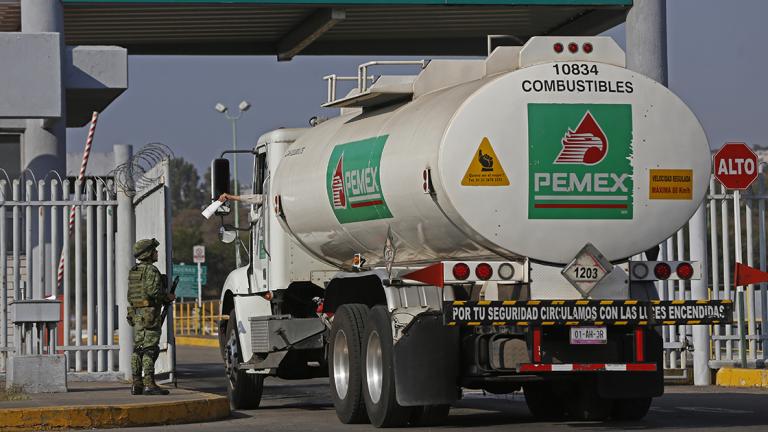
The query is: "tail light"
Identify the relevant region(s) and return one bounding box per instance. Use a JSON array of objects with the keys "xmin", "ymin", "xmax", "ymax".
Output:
[
  {"xmin": 582, "ymin": 42, "xmax": 593, "ymax": 53},
  {"xmin": 498, "ymin": 263, "xmax": 515, "ymax": 280},
  {"xmin": 475, "ymin": 263, "xmax": 493, "ymax": 280},
  {"xmin": 631, "ymin": 262, "xmax": 649, "ymax": 280},
  {"xmin": 568, "ymin": 42, "xmax": 579, "ymax": 53},
  {"xmin": 452, "ymin": 263, "xmax": 470, "ymax": 280},
  {"xmin": 553, "ymin": 42, "xmax": 564, "ymax": 53},
  {"xmin": 654, "ymin": 263, "xmax": 672, "ymax": 280},
  {"xmin": 676, "ymin": 262, "xmax": 694, "ymax": 280}
]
